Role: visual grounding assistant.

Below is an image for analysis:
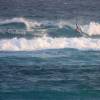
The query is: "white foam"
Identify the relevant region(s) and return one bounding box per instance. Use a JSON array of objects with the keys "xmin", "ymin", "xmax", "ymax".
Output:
[
  {"xmin": 0, "ymin": 36, "xmax": 100, "ymax": 51},
  {"xmin": 82, "ymin": 22, "xmax": 100, "ymax": 36}
]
